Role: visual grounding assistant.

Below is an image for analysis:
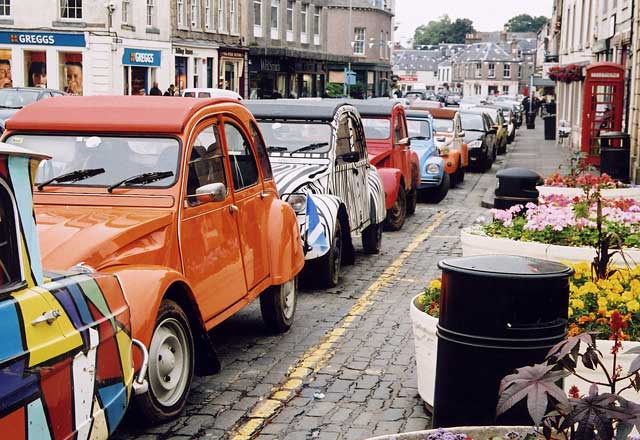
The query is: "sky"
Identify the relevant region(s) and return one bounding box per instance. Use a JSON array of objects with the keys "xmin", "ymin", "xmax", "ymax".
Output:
[{"xmin": 395, "ymin": 0, "xmax": 555, "ymax": 45}]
